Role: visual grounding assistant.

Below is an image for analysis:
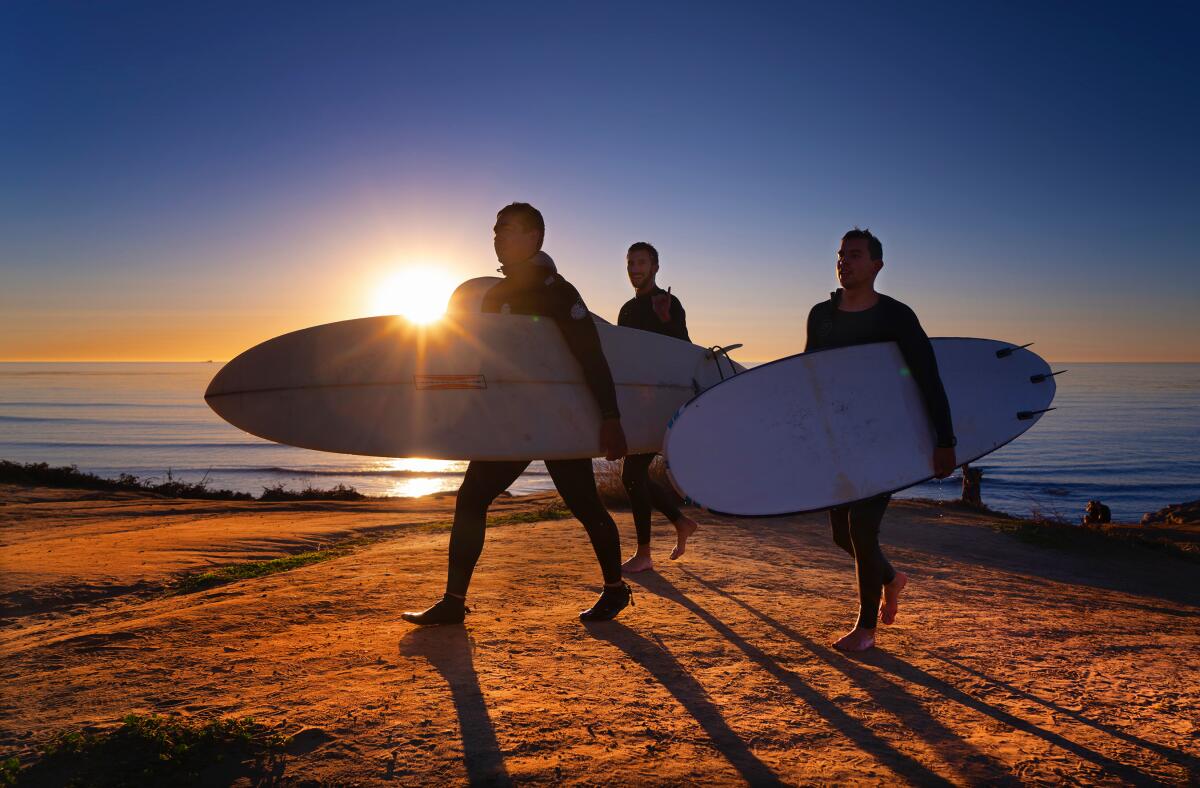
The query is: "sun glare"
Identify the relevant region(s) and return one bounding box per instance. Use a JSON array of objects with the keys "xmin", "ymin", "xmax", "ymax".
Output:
[{"xmin": 373, "ymin": 268, "xmax": 456, "ymax": 323}]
